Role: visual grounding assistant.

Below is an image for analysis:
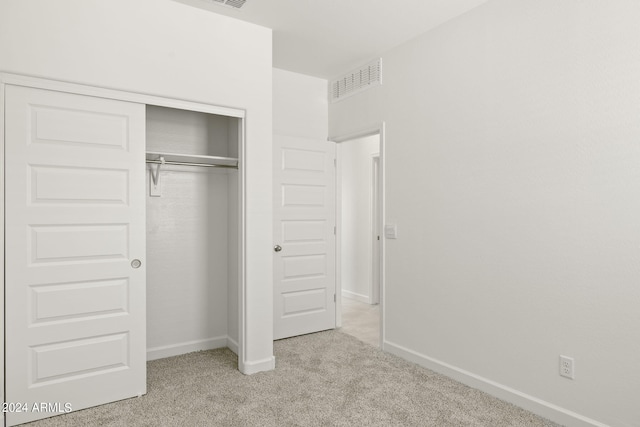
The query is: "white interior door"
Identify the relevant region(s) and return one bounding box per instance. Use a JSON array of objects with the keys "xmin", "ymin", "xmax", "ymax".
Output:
[
  {"xmin": 273, "ymin": 135, "xmax": 336, "ymax": 340},
  {"xmin": 4, "ymin": 85, "xmax": 146, "ymax": 425}
]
